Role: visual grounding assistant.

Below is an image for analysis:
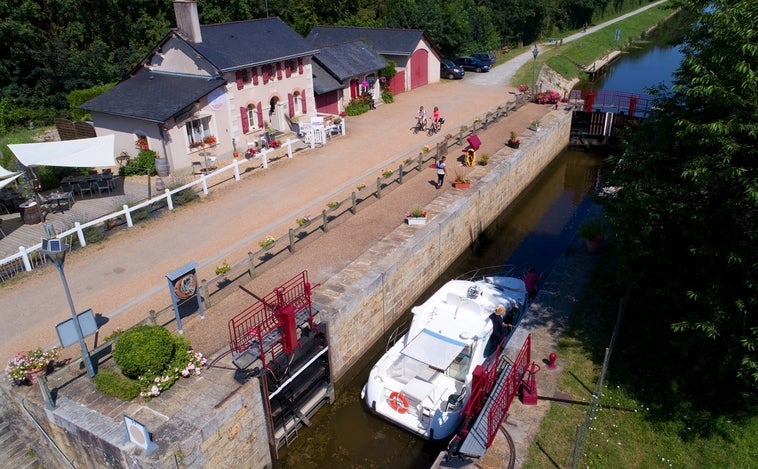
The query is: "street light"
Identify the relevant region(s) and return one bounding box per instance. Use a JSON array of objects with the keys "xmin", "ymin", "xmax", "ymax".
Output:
[
  {"xmin": 532, "ymin": 44, "xmax": 540, "ymax": 98},
  {"xmin": 41, "ymin": 225, "xmax": 96, "ymax": 377}
]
